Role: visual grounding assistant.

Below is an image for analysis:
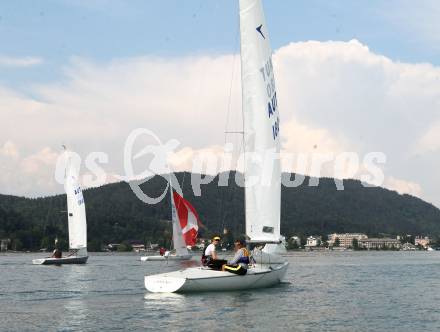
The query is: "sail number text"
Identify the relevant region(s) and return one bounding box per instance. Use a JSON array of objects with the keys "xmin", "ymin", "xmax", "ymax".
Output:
[
  {"xmin": 259, "ymin": 58, "xmax": 280, "ymax": 140},
  {"xmin": 74, "ymin": 187, "xmax": 84, "ymax": 206}
]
